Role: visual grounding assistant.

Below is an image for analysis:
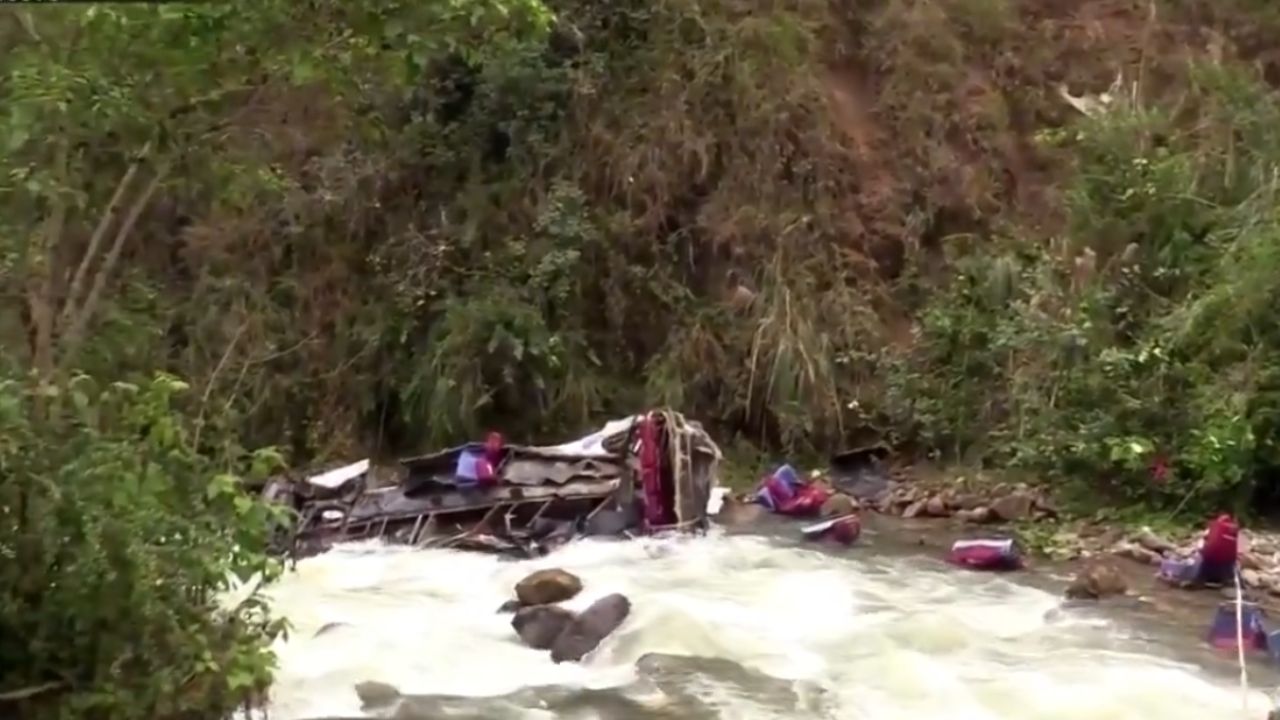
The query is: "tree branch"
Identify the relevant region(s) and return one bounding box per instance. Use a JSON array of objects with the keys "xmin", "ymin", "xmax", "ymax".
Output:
[
  {"xmin": 59, "ymin": 141, "xmax": 152, "ymax": 330},
  {"xmin": 193, "ymin": 319, "xmax": 248, "ymax": 452},
  {"xmin": 57, "ymin": 168, "xmax": 166, "ymax": 370},
  {"xmin": 27, "ymin": 139, "xmax": 68, "ymax": 397},
  {"xmin": 0, "ymin": 680, "xmax": 65, "ymax": 703}
]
